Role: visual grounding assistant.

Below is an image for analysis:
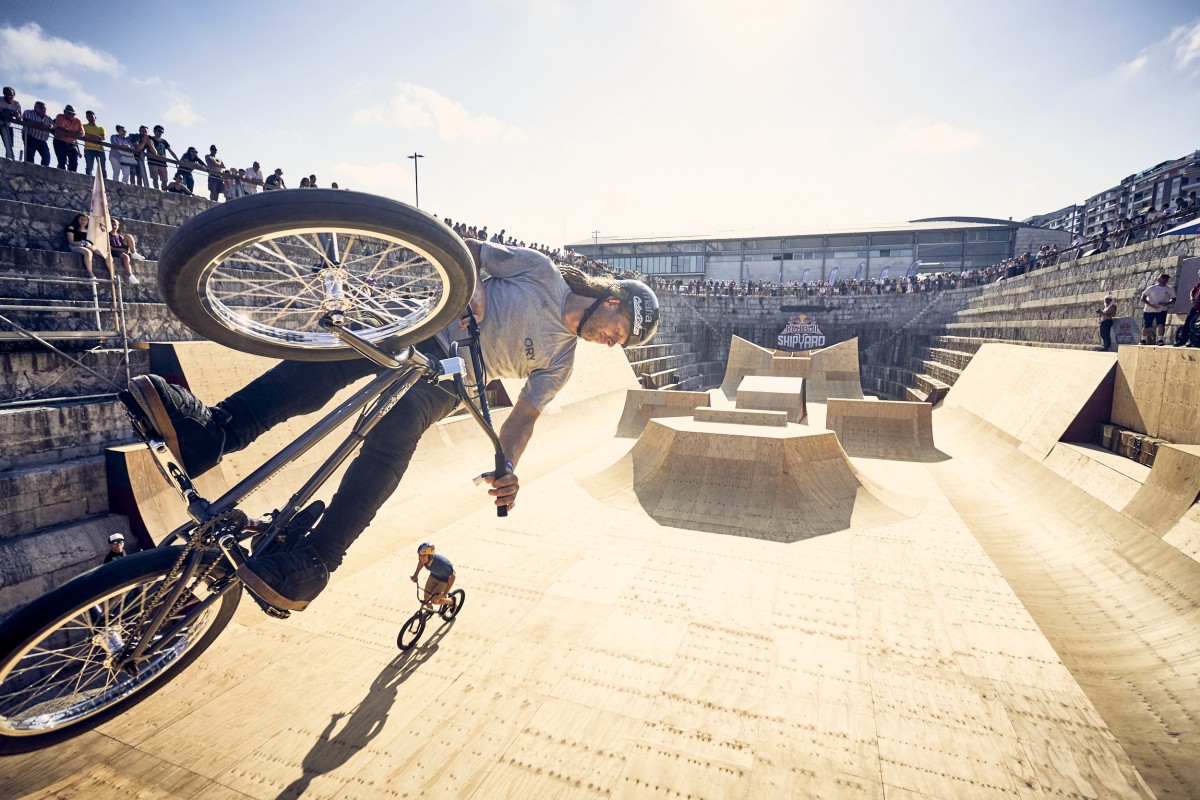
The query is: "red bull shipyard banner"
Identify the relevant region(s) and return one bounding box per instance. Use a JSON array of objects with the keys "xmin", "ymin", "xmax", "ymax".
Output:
[{"xmin": 777, "ymin": 314, "xmax": 826, "ymax": 349}]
